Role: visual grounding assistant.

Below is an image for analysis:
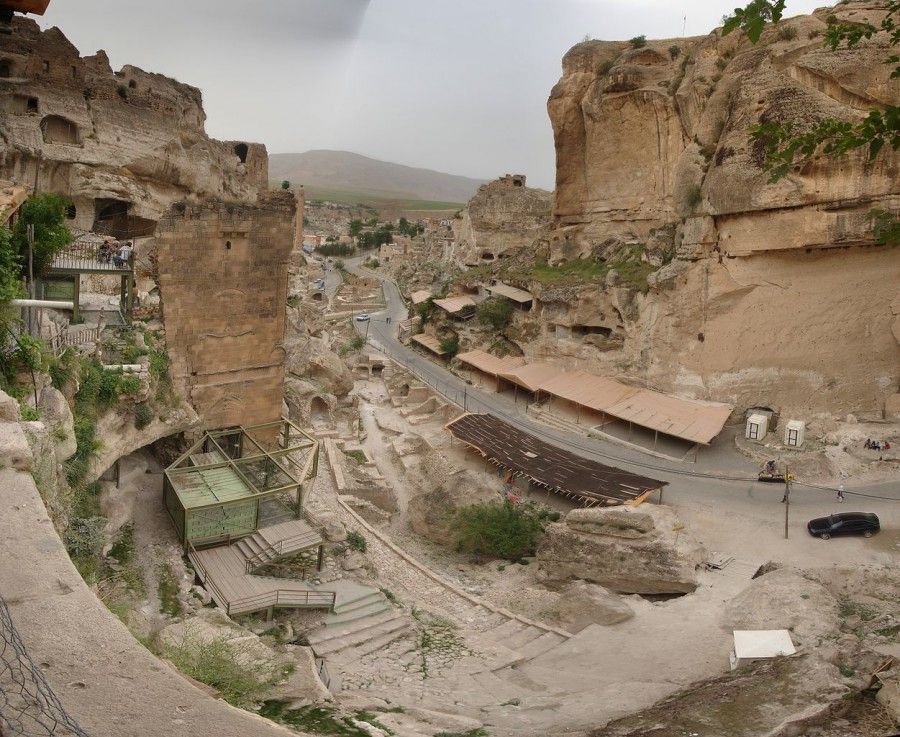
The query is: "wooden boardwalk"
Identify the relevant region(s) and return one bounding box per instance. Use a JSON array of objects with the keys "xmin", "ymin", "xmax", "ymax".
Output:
[{"xmin": 189, "ymin": 518, "xmax": 333, "ymax": 616}]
